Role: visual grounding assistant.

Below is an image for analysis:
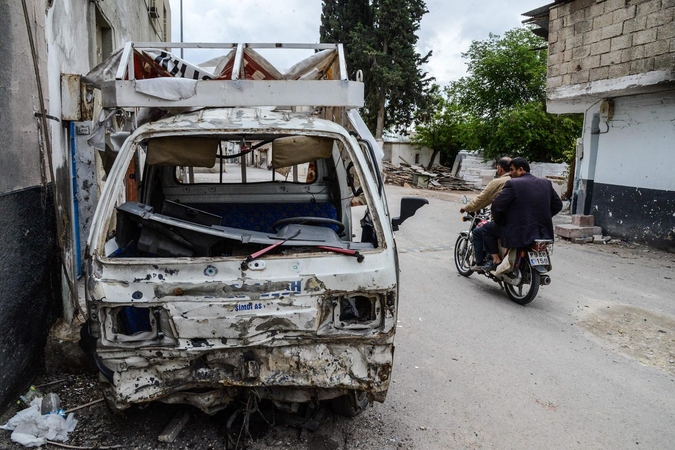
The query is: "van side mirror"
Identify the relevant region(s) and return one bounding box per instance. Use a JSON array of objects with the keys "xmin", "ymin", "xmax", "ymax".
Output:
[{"xmin": 392, "ymin": 197, "xmax": 428, "ymax": 231}]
